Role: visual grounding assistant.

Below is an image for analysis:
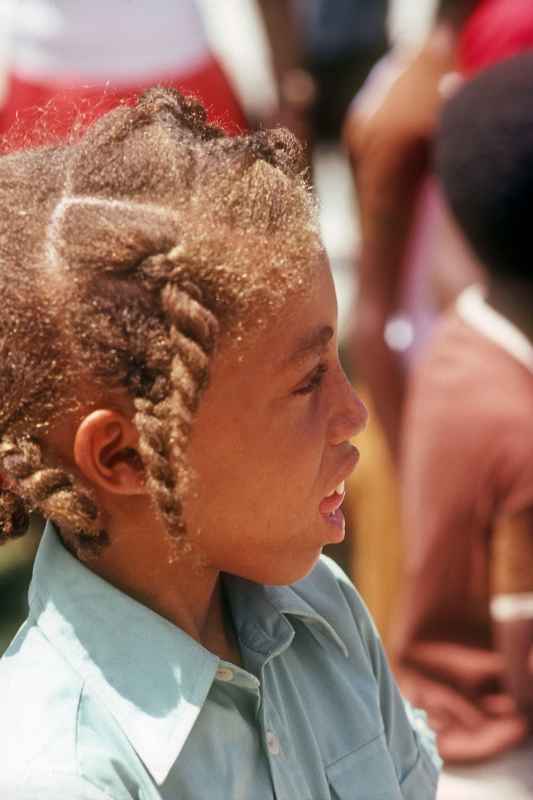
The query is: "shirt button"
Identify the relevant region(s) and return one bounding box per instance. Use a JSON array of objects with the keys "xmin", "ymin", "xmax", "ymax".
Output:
[
  {"xmin": 215, "ymin": 667, "xmax": 234, "ymax": 682},
  {"xmin": 266, "ymin": 731, "xmax": 280, "ymax": 756}
]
